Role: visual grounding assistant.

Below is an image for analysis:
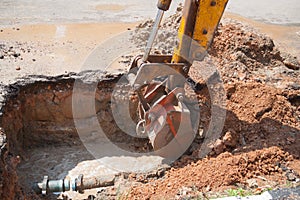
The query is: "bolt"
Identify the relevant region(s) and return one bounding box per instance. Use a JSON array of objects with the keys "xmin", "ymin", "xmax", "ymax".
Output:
[
  {"xmin": 177, "ymin": 93, "xmax": 184, "ymax": 102},
  {"xmin": 202, "ymin": 29, "xmax": 208, "ymax": 35},
  {"xmin": 183, "ymin": 66, "xmax": 189, "ymax": 73},
  {"xmin": 211, "ymin": 1, "xmax": 216, "ymax": 6}
]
